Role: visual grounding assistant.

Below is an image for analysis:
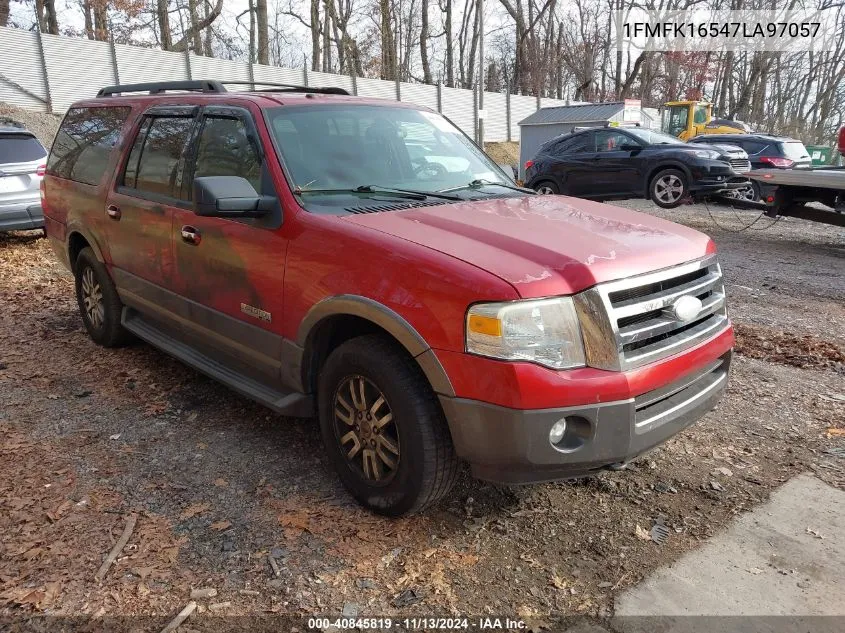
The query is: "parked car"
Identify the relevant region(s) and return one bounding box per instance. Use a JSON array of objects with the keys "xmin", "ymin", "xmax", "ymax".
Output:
[
  {"xmin": 43, "ymin": 80, "xmax": 734, "ymax": 516},
  {"xmin": 688, "ymin": 133, "xmax": 812, "ymax": 200},
  {"xmin": 0, "ymin": 121, "xmax": 47, "ymax": 232},
  {"xmin": 524, "ymin": 127, "xmax": 750, "ymax": 208}
]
